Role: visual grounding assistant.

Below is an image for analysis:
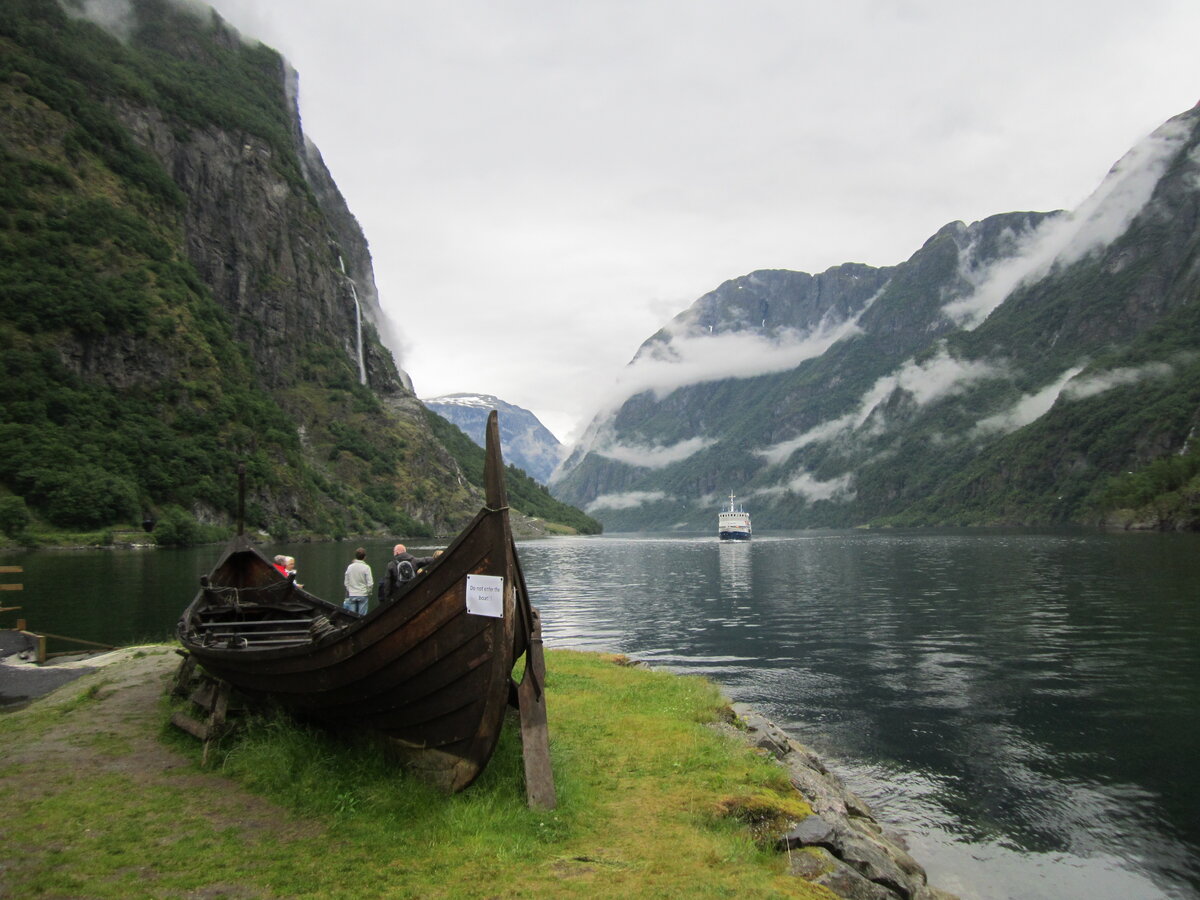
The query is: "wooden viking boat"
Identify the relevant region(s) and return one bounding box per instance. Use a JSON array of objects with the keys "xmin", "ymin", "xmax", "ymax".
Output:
[{"xmin": 176, "ymin": 411, "xmax": 554, "ymax": 804}]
